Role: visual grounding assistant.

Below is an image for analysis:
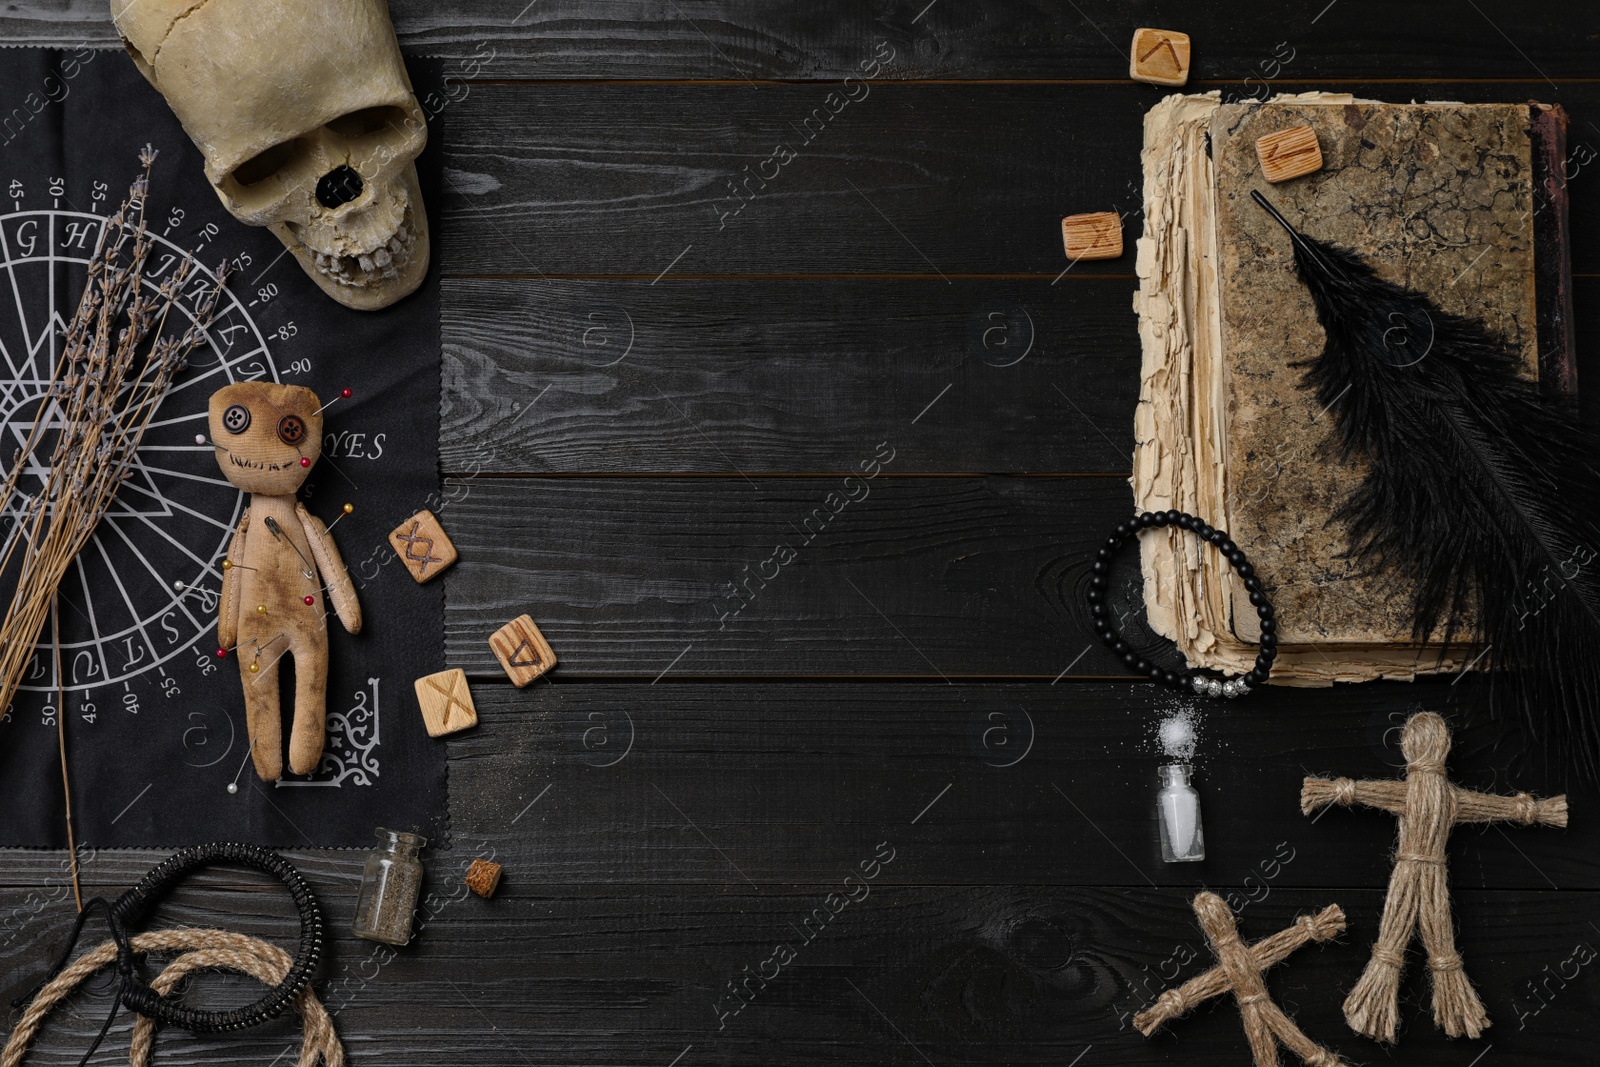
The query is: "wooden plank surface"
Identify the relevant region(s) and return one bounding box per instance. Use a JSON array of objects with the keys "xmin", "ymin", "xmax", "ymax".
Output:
[
  {"xmin": 443, "ymin": 683, "xmax": 1593, "ymax": 889},
  {"xmin": 3, "ymin": 2, "xmax": 1599, "ymax": 81},
  {"xmin": 1, "ymin": 884, "xmax": 1593, "ymax": 1066},
  {"xmin": 3, "ymin": 6, "xmax": 1599, "ymax": 1067},
  {"xmin": 0, "ymin": 684, "xmax": 1585, "ymax": 892},
  {"xmin": 442, "ymin": 278, "xmax": 1600, "ymax": 472},
  {"xmin": 440, "ymin": 475, "xmax": 1130, "ymax": 677},
  {"xmin": 438, "ymin": 81, "xmax": 1600, "ymax": 278},
  {"xmin": 440, "ymin": 277, "xmax": 1137, "ymax": 474}
]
